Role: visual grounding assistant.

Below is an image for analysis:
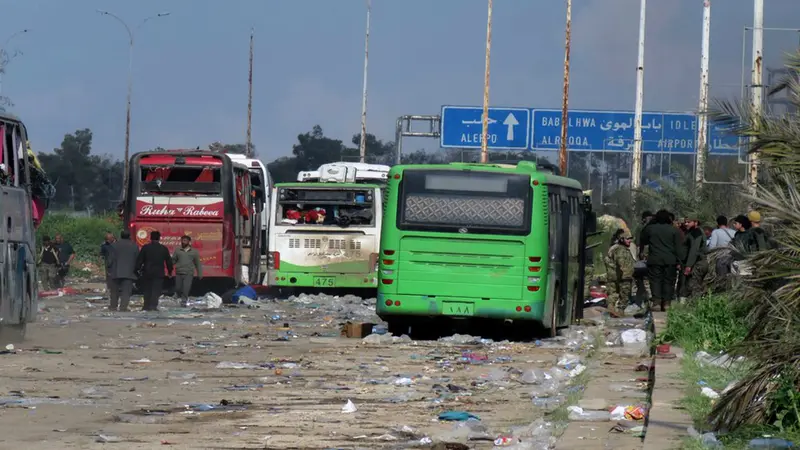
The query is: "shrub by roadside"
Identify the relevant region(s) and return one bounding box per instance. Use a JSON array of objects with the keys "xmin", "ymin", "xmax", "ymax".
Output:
[
  {"xmin": 659, "ymin": 294, "xmax": 799, "ymax": 448},
  {"xmin": 35, "ymin": 213, "xmax": 121, "ymax": 278}
]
